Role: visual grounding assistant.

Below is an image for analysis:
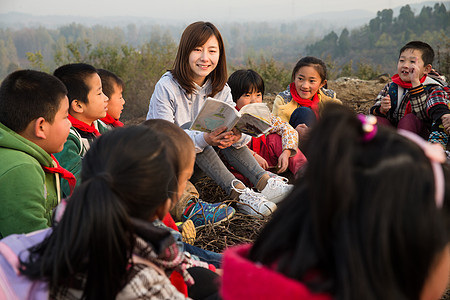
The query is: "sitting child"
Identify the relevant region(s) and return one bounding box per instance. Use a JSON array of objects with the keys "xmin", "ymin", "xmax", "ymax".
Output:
[
  {"xmin": 221, "ymin": 104, "xmax": 449, "ymax": 300},
  {"xmin": 0, "ymin": 125, "xmax": 220, "ymax": 299},
  {"xmin": 228, "ymin": 69, "xmax": 306, "ymax": 181},
  {"xmin": 0, "ymin": 70, "xmax": 73, "ymax": 238},
  {"xmin": 53, "ymin": 63, "xmax": 109, "ymax": 197},
  {"xmin": 147, "ymin": 22, "xmax": 292, "ymax": 216},
  {"xmin": 272, "ymin": 56, "xmax": 341, "ymax": 145},
  {"xmin": 98, "ymin": 69, "xmax": 126, "ymax": 128},
  {"xmin": 143, "ymin": 119, "xmax": 236, "ymax": 269},
  {"xmin": 370, "ymin": 41, "xmax": 450, "ymax": 141}
]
